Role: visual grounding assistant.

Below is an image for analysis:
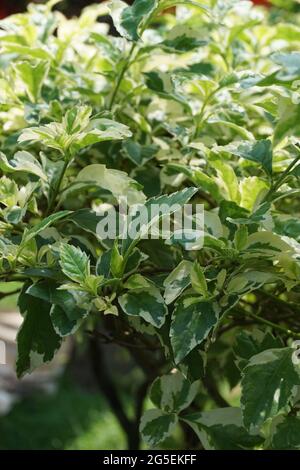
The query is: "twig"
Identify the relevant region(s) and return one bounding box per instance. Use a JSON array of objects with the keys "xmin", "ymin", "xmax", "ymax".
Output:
[
  {"xmin": 85, "ymin": 329, "xmax": 160, "ymax": 350},
  {"xmin": 0, "ymin": 289, "xmax": 21, "ymax": 300},
  {"xmin": 246, "ymin": 311, "xmax": 300, "ymax": 339}
]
